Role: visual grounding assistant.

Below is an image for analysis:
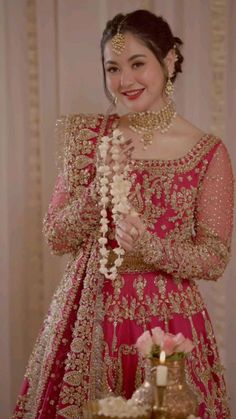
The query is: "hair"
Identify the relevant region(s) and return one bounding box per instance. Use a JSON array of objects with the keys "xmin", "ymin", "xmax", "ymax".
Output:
[{"xmin": 100, "ymin": 9, "xmax": 184, "ymax": 102}]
